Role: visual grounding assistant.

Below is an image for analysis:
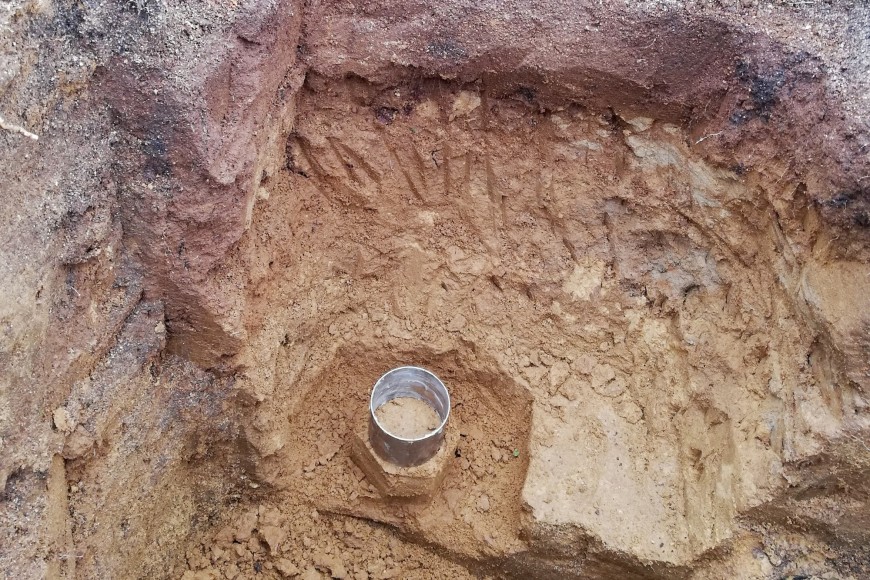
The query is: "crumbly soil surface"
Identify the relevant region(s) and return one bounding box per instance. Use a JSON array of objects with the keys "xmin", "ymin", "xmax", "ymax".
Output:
[
  {"xmin": 184, "ymin": 75, "xmax": 868, "ymax": 578},
  {"xmin": 2, "ymin": 1, "xmax": 870, "ymax": 580},
  {"xmin": 374, "ymin": 398, "xmax": 441, "ymax": 439}
]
